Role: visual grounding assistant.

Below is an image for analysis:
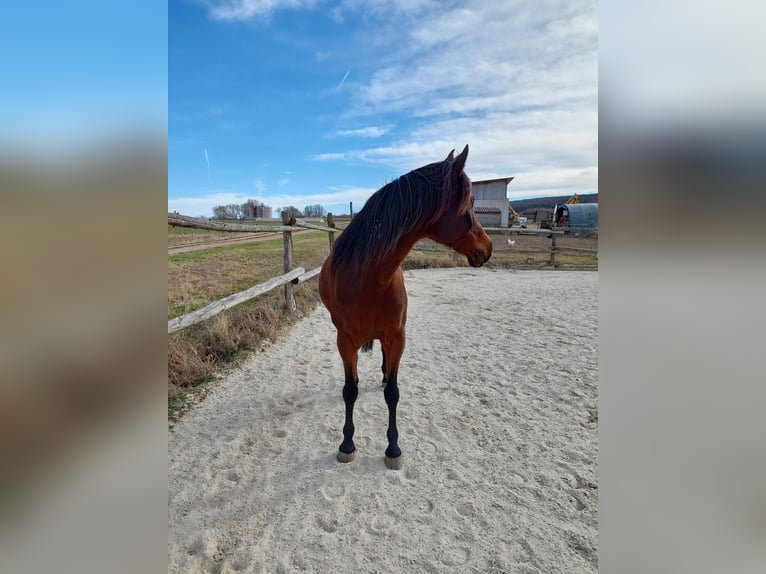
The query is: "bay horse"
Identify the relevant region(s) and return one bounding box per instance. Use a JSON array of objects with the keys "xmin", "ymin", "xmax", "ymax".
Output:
[{"xmin": 318, "ymin": 145, "xmax": 492, "ymax": 470}]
